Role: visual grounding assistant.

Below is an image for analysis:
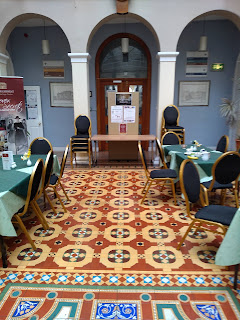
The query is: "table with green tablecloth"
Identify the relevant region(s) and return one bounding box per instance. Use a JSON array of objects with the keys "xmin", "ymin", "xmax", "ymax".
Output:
[
  {"xmin": 163, "ymin": 145, "xmax": 222, "ymax": 182},
  {"xmin": 0, "ymin": 154, "xmax": 60, "ymax": 237}
]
